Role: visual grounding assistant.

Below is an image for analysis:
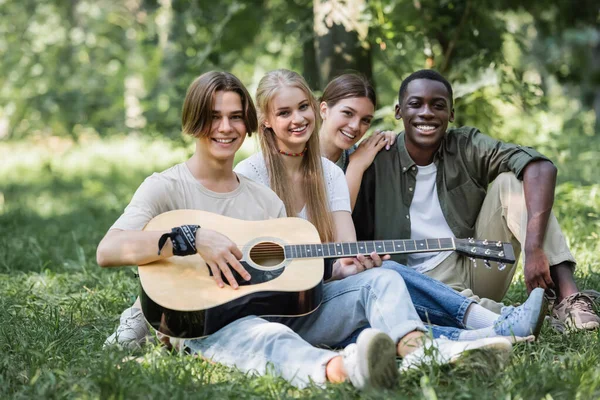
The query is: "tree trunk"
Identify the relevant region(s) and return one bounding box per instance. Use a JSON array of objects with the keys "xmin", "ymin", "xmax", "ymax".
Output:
[
  {"xmin": 592, "ymin": 40, "xmax": 600, "ymax": 135},
  {"xmin": 302, "ymin": 5, "xmax": 321, "ymax": 90},
  {"xmin": 313, "ymin": 0, "xmax": 373, "ymax": 88}
]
